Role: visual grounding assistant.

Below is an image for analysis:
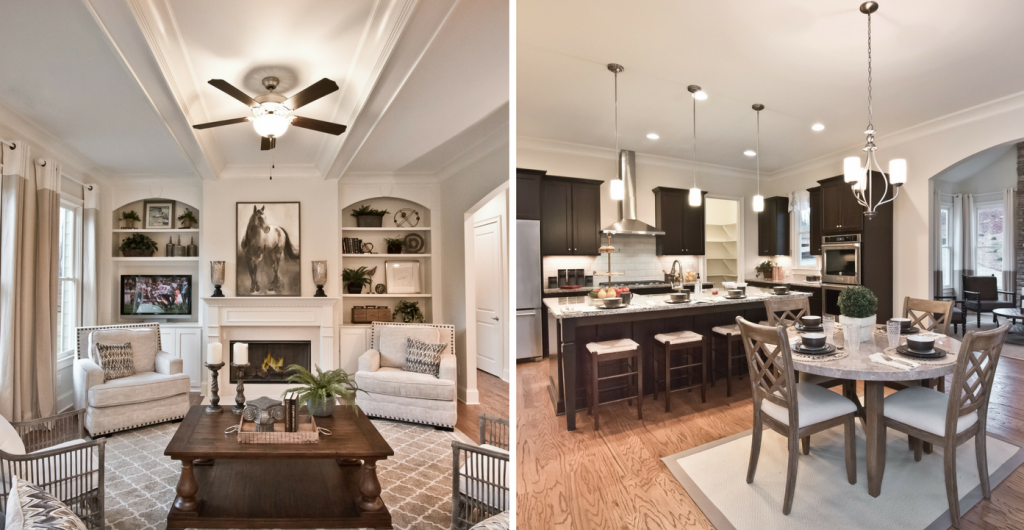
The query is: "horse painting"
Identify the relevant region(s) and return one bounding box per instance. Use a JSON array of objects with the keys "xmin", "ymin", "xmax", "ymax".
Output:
[{"xmin": 237, "ymin": 203, "xmax": 301, "ymax": 295}]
